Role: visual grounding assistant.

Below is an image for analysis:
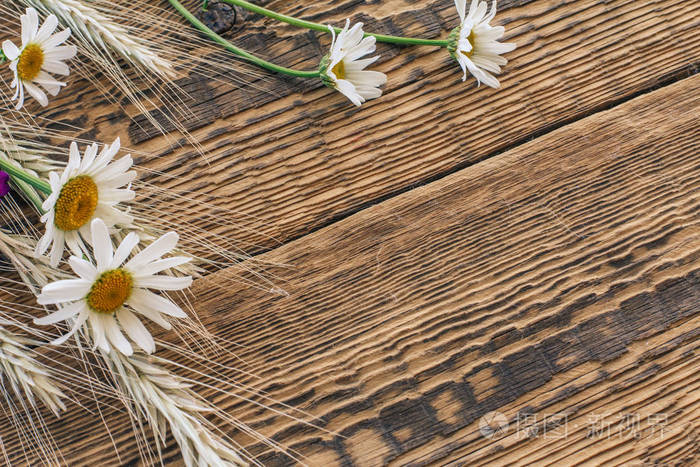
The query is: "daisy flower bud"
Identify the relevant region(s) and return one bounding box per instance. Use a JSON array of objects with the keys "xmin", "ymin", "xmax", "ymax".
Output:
[
  {"xmin": 2, "ymin": 7, "xmax": 77, "ymax": 110},
  {"xmin": 319, "ymin": 20, "xmax": 387, "ymax": 106},
  {"xmin": 36, "ymin": 218, "xmax": 192, "ymax": 356},
  {"xmin": 448, "ymin": 0, "xmax": 516, "ymax": 88}
]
